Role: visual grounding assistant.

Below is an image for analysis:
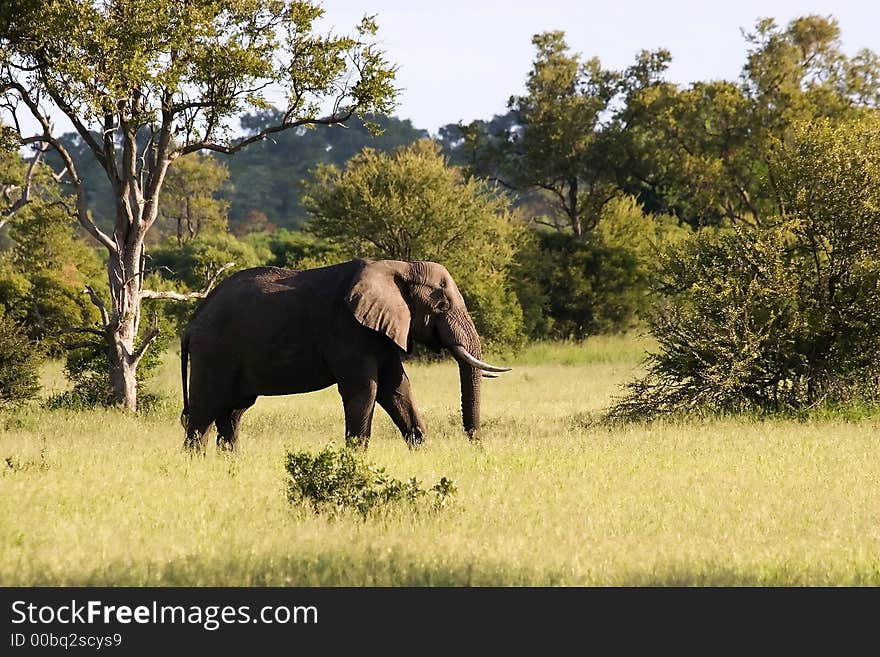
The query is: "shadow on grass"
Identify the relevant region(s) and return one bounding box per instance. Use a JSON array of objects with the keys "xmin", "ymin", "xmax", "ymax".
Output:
[{"xmin": 17, "ymin": 553, "xmax": 880, "ymax": 586}]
